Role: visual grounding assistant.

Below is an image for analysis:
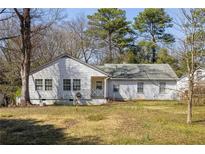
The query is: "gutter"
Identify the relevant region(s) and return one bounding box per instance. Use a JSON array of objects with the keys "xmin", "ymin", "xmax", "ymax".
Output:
[{"xmin": 109, "ymin": 78, "xmax": 178, "ymax": 81}]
